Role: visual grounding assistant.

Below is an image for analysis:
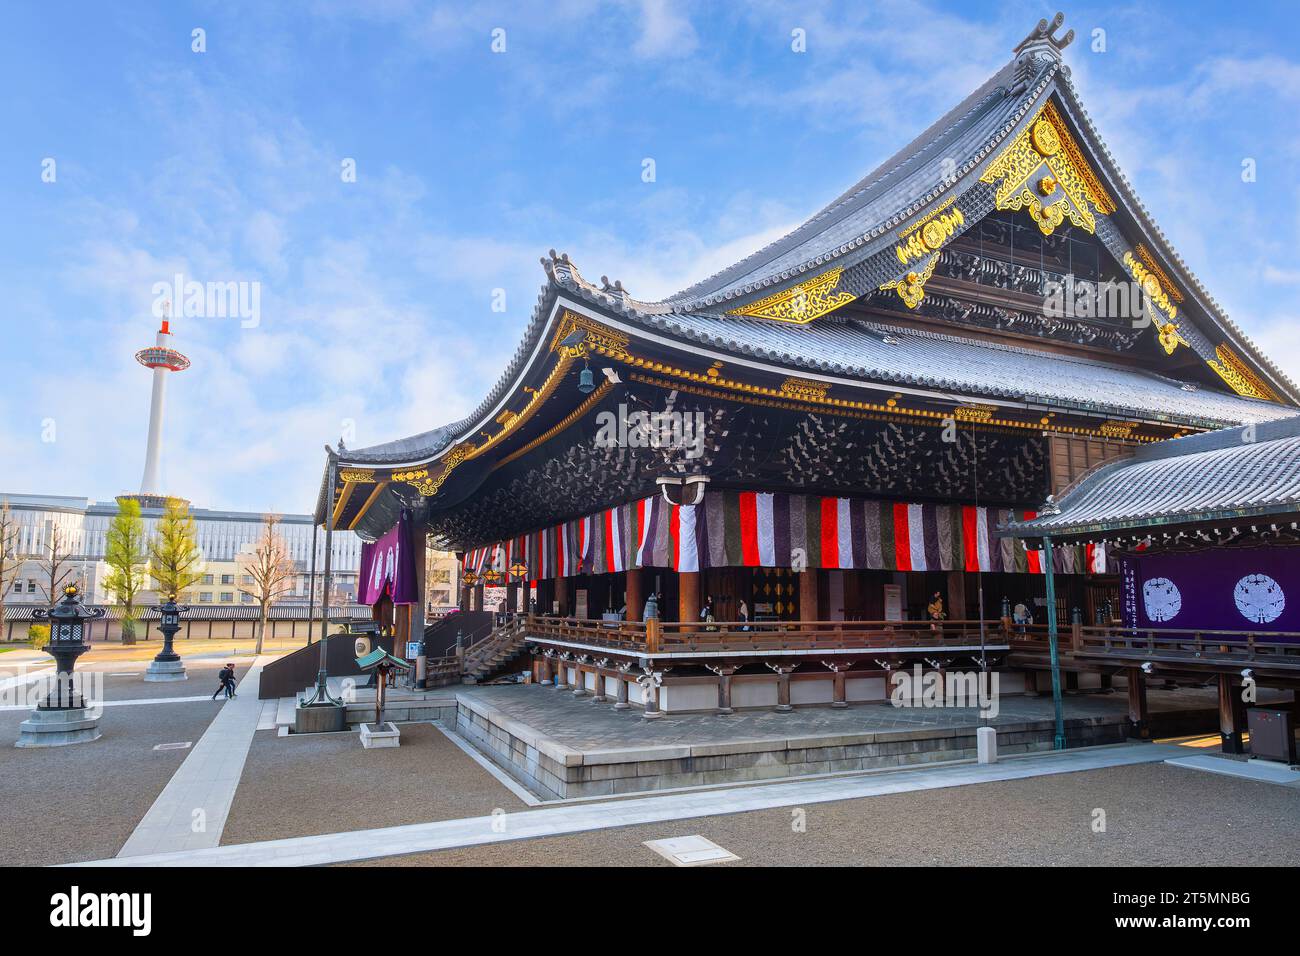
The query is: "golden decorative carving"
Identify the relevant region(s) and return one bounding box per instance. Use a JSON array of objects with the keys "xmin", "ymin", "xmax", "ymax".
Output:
[
  {"xmin": 880, "ymin": 255, "xmax": 938, "ymax": 308},
  {"xmin": 953, "ymin": 404, "xmax": 996, "ymax": 422},
  {"xmin": 1121, "ymin": 250, "xmax": 1178, "ymax": 323},
  {"xmin": 338, "ymin": 469, "xmax": 375, "ymax": 483},
  {"xmin": 726, "ymin": 267, "xmax": 856, "ymax": 324},
  {"xmin": 1135, "ymin": 243, "xmax": 1184, "ymax": 302},
  {"xmin": 980, "ymin": 100, "xmax": 1114, "ymax": 236},
  {"xmin": 549, "ymin": 311, "xmax": 630, "ymax": 359},
  {"xmin": 495, "ymin": 409, "xmax": 520, "ymax": 429},
  {"xmin": 895, "ymin": 206, "xmax": 966, "ymax": 266},
  {"xmin": 779, "ymin": 377, "xmax": 830, "ymax": 401},
  {"xmin": 1098, "ymin": 421, "xmax": 1137, "ymax": 439},
  {"xmin": 1156, "ymin": 322, "xmax": 1185, "ymax": 356},
  {"xmin": 1207, "ymin": 345, "xmax": 1279, "ymax": 401}
]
